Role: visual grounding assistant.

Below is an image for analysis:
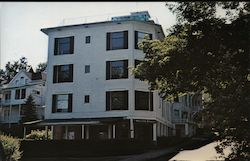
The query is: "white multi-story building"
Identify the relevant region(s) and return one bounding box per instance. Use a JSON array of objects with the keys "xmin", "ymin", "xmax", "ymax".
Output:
[
  {"xmin": 40, "ymin": 11, "xmax": 174, "ymax": 141},
  {"xmin": 0, "ymin": 70, "xmax": 46, "ymax": 127},
  {"xmin": 169, "ymin": 93, "xmax": 202, "ymax": 137}
]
